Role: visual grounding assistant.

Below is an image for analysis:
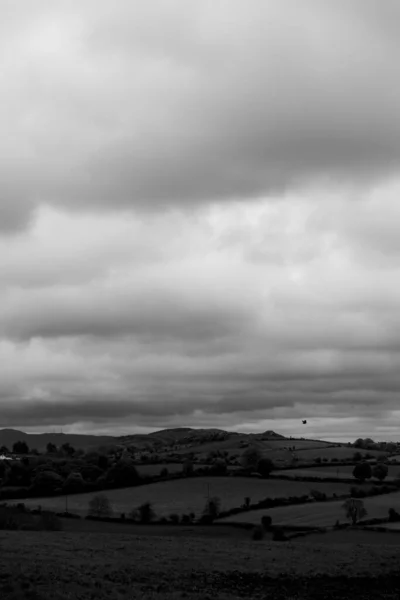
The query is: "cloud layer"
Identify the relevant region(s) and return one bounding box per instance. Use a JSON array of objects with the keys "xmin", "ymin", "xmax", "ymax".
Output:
[{"xmin": 1, "ymin": 1, "xmax": 400, "ymax": 441}]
